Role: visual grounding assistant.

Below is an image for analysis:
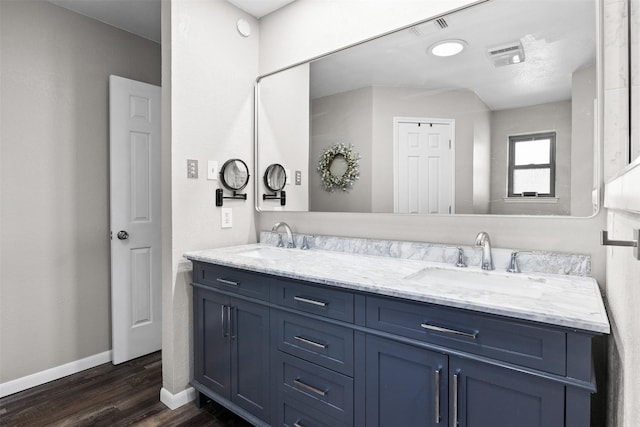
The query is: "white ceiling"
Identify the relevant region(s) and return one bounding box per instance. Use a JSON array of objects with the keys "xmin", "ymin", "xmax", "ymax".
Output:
[
  {"xmin": 310, "ymin": 0, "xmax": 597, "ymax": 111},
  {"xmin": 47, "ymin": 0, "xmax": 295, "ymax": 43}
]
